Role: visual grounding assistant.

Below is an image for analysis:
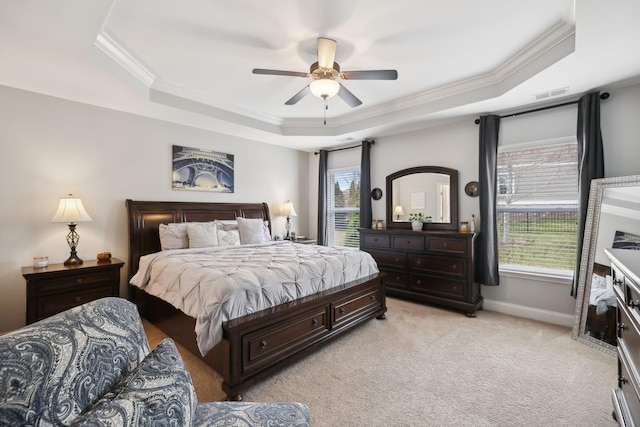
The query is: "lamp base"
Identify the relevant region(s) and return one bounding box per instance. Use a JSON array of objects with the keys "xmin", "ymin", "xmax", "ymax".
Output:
[{"xmin": 63, "ymin": 252, "xmax": 83, "ymax": 266}]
